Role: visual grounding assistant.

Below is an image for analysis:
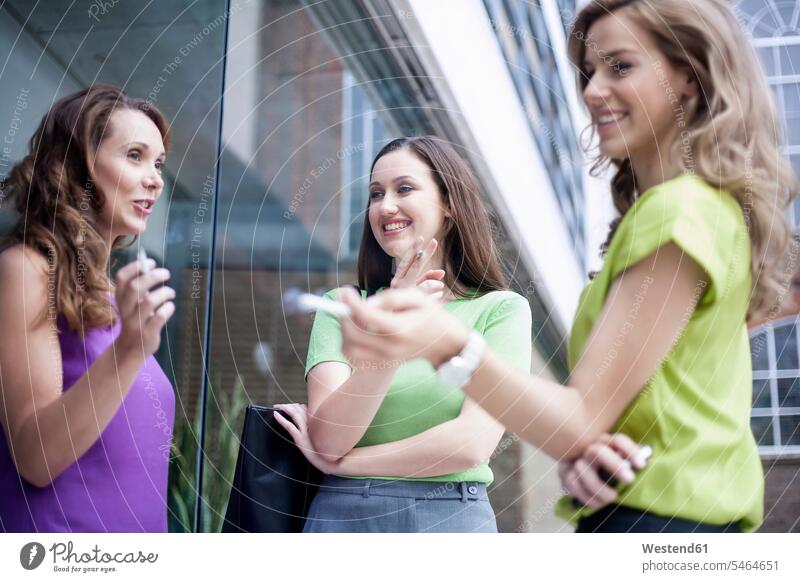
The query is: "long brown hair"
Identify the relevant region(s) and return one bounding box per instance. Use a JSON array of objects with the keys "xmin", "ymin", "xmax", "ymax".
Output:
[
  {"xmin": 568, "ymin": 0, "xmax": 798, "ymax": 318},
  {"xmin": 357, "ymin": 136, "xmax": 507, "ymax": 296},
  {"xmin": 1, "ymin": 85, "xmax": 170, "ymax": 336}
]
